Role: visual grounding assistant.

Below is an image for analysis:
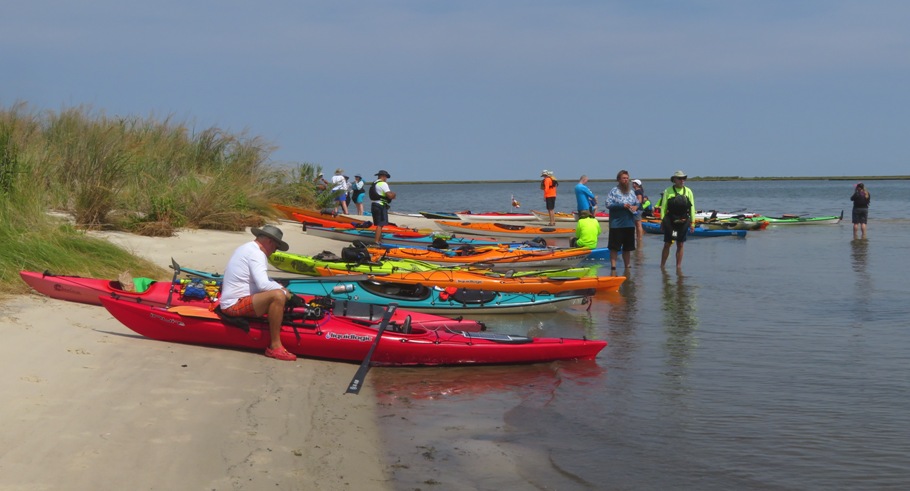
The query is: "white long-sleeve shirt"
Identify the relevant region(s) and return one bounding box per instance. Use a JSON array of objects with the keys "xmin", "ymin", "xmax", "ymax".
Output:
[{"xmin": 219, "ymin": 241, "xmax": 284, "ymax": 308}]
